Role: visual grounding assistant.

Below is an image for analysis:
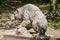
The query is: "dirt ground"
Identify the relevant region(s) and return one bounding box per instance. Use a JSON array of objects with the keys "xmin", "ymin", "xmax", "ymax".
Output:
[{"xmin": 0, "ymin": 27, "xmax": 60, "ymax": 40}]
